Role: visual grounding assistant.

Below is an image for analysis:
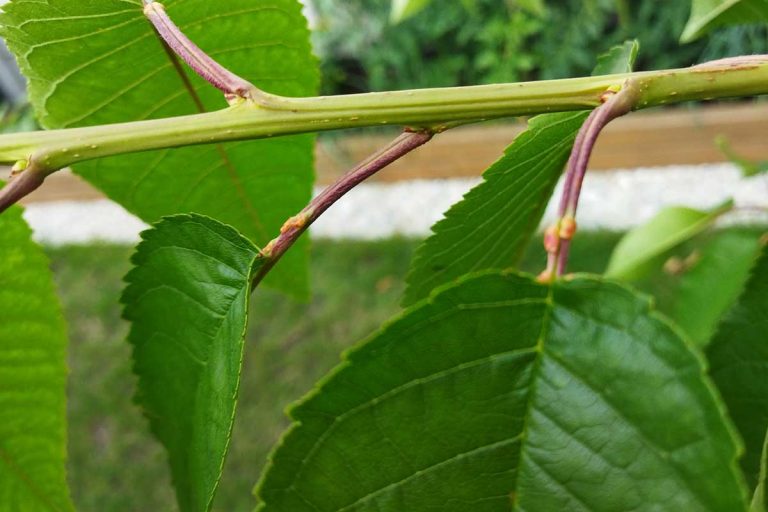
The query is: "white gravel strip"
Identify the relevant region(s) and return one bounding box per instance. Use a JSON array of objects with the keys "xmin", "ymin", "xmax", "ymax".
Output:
[{"xmin": 22, "ymin": 163, "xmax": 768, "ymax": 245}]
